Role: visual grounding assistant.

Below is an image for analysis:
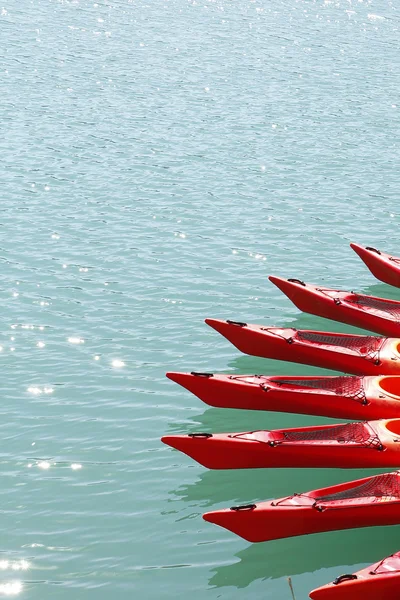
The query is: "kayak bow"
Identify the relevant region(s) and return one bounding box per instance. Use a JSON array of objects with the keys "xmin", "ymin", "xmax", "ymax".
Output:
[
  {"xmin": 161, "ymin": 418, "xmax": 400, "ymax": 469},
  {"xmin": 203, "ymin": 470, "xmax": 400, "ymax": 542},
  {"xmin": 351, "ymin": 242, "xmax": 400, "ymax": 289},
  {"xmin": 167, "ymin": 372, "xmax": 400, "ymax": 419},
  {"xmin": 205, "ymin": 320, "xmax": 400, "ymax": 375},
  {"xmin": 269, "ymin": 276, "xmax": 400, "ymax": 336},
  {"xmin": 309, "ymin": 550, "xmax": 400, "ymax": 600}
]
